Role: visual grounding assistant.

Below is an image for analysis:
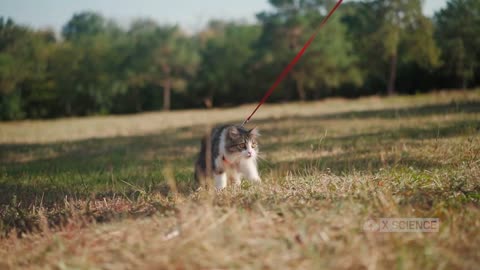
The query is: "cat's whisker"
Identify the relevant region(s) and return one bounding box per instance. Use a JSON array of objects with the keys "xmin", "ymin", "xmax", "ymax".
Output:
[{"xmin": 256, "ymin": 154, "xmax": 273, "ymax": 168}]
